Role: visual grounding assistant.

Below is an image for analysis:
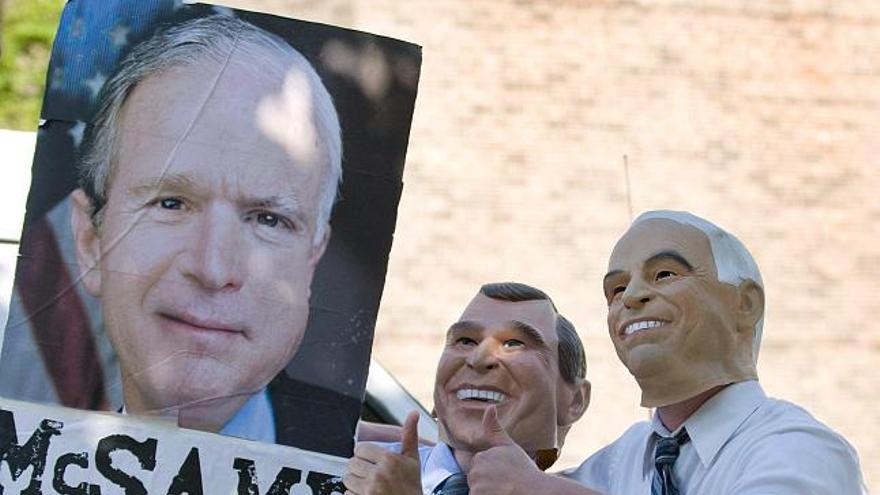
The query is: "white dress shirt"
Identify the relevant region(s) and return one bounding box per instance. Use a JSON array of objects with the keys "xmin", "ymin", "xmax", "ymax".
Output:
[{"xmin": 562, "ymin": 380, "xmax": 867, "ymax": 494}]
